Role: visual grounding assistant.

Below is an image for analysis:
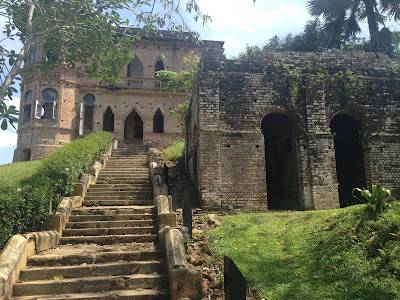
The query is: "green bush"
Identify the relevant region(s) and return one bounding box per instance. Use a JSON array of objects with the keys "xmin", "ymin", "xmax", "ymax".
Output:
[
  {"xmin": 0, "ymin": 131, "xmax": 113, "ymax": 248},
  {"xmin": 163, "ymin": 140, "xmax": 185, "ymax": 161}
]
